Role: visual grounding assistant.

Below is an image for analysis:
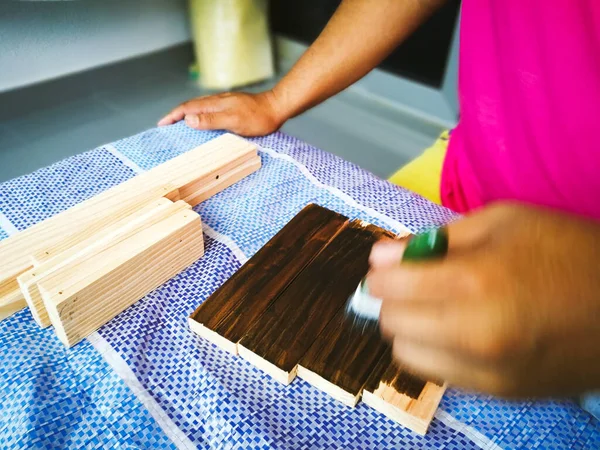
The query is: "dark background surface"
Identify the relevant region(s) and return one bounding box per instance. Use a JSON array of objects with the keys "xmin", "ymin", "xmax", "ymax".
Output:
[{"xmin": 270, "ymin": 0, "xmax": 460, "ymax": 88}]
